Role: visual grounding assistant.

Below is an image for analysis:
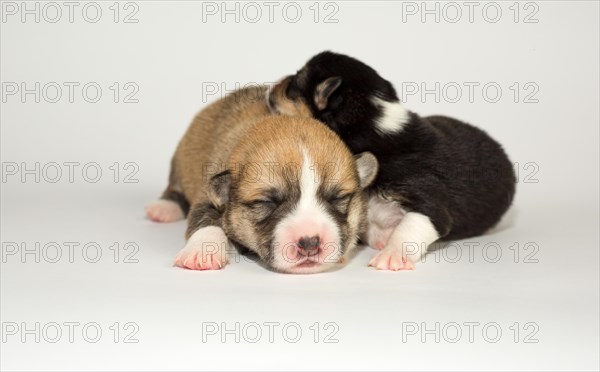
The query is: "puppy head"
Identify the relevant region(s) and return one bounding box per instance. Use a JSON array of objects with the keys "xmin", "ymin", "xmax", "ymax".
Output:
[
  {"xmin": 208, "ymin": 116, "xmax": 378, "ymax": 274},
  {"xmin": 267, "ymin": 51, "xmax": 408, "ymax": 142}
]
